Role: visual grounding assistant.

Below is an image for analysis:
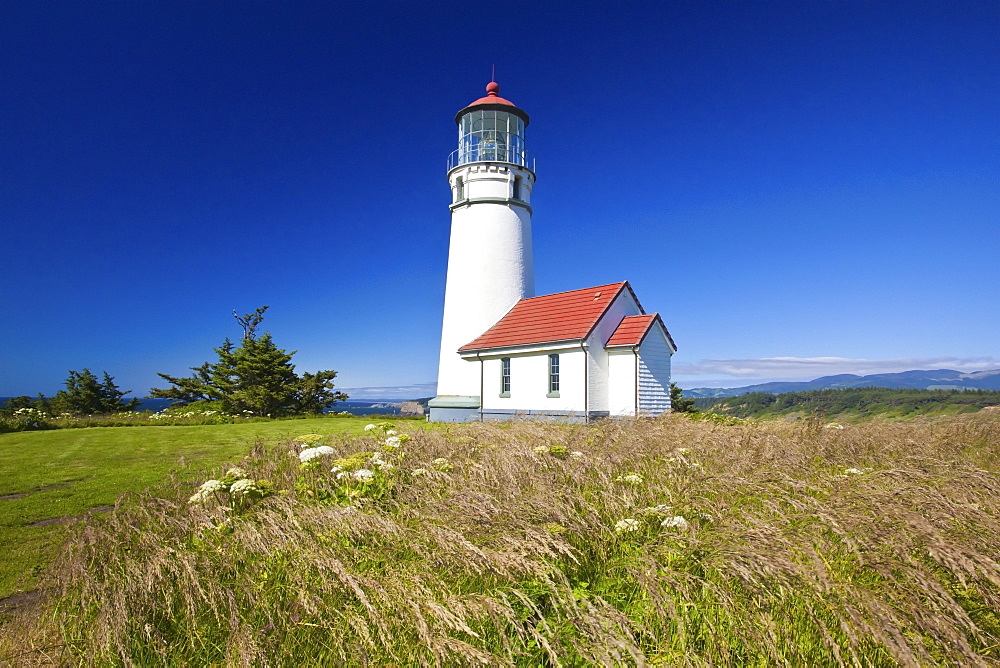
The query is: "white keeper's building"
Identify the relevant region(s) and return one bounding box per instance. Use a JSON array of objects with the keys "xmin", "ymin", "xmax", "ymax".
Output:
[{"xmin": 428, "ymin": 82, "xmax": 677, "ymax": 423}]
